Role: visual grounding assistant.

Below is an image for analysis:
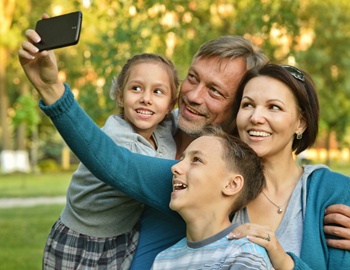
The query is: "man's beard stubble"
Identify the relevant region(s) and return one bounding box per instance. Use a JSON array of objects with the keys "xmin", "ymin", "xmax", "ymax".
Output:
[{"xmin": 177, "ymin": 113, "xmax": 208, "ymax": 138}]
